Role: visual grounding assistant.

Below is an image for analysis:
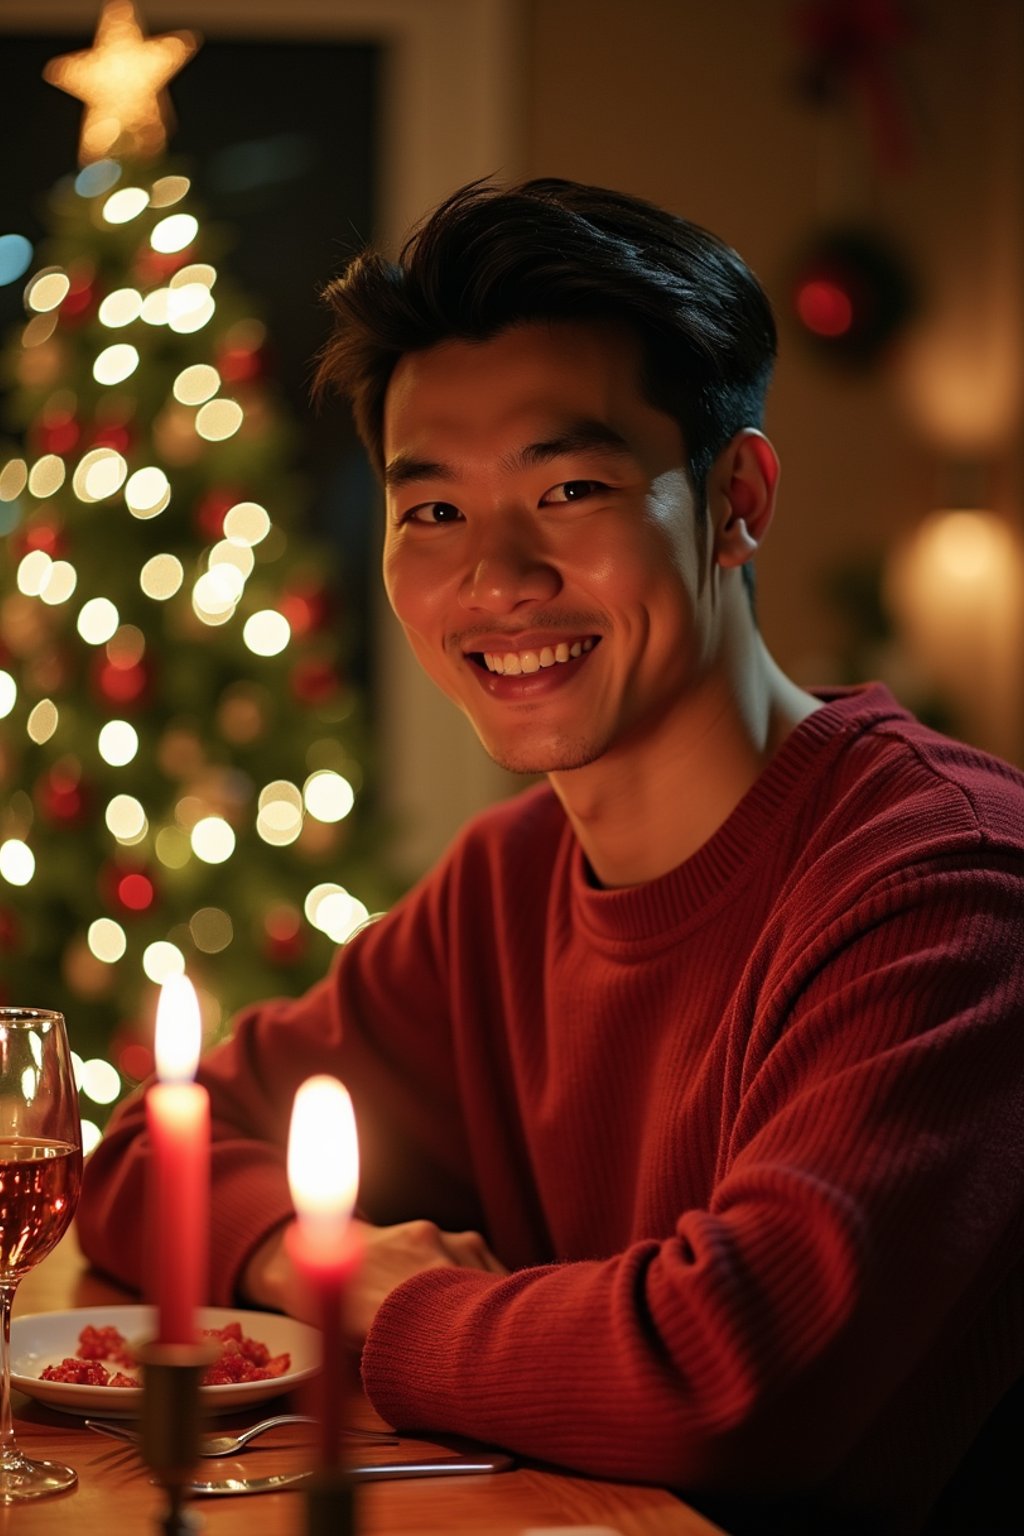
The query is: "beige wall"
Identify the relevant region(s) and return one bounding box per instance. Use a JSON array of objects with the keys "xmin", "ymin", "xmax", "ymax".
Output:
[{"xmin": 525, "ymin": 0, "xmax": 1023, "ymax": 740}]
